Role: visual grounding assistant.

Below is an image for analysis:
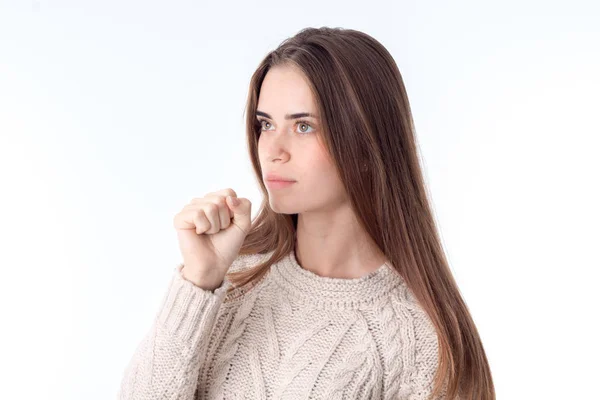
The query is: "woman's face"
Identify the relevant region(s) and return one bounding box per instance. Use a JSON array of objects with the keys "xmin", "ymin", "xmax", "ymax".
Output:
[{"xmin": 257, "ymin": 65, "xmax": 346, "ymax": 214}]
